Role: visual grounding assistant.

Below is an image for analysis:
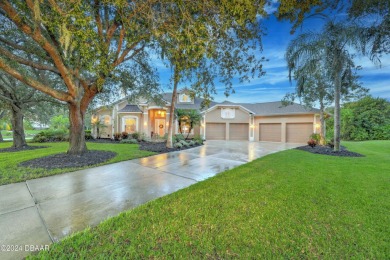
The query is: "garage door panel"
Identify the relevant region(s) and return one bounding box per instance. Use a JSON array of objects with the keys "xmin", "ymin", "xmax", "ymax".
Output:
[
  {"xmin": 286, "ymin": 123, "xmax": 313, "ymax": 143},
  {"xmin": 229, "ymin": 123, "xmax": 249, "ymax": 140},
  {"xmin": 206, "ymin": 123, "xmax": 226, "ymax": 140},
  {"xmin": 259, "ymin": 123, "xmax": 281, "ymax": 142}
]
